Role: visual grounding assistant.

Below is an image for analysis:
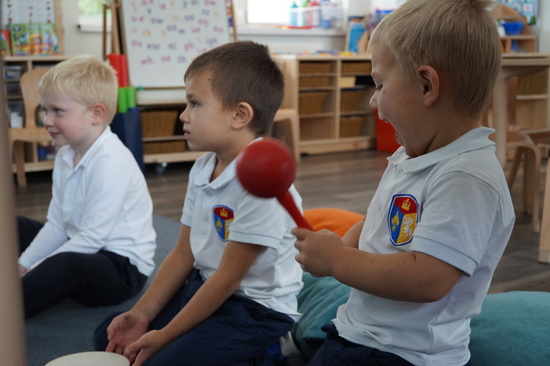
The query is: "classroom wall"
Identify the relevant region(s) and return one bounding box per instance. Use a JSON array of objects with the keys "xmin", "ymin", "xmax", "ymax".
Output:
[
  {"xmin": 61, "ymin": 0, "xmax": 104, "ymax": 58},
  {"xmin": 539, "ymin": 1, "xmax": 549, "ymax": 53},
  {"xmin": 61, "ymin": 0, "xmax": 548, "ymax": 57},
  {"xmin": 61, "ymin": 0, "xmax": 369, "ymax": 57}
]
